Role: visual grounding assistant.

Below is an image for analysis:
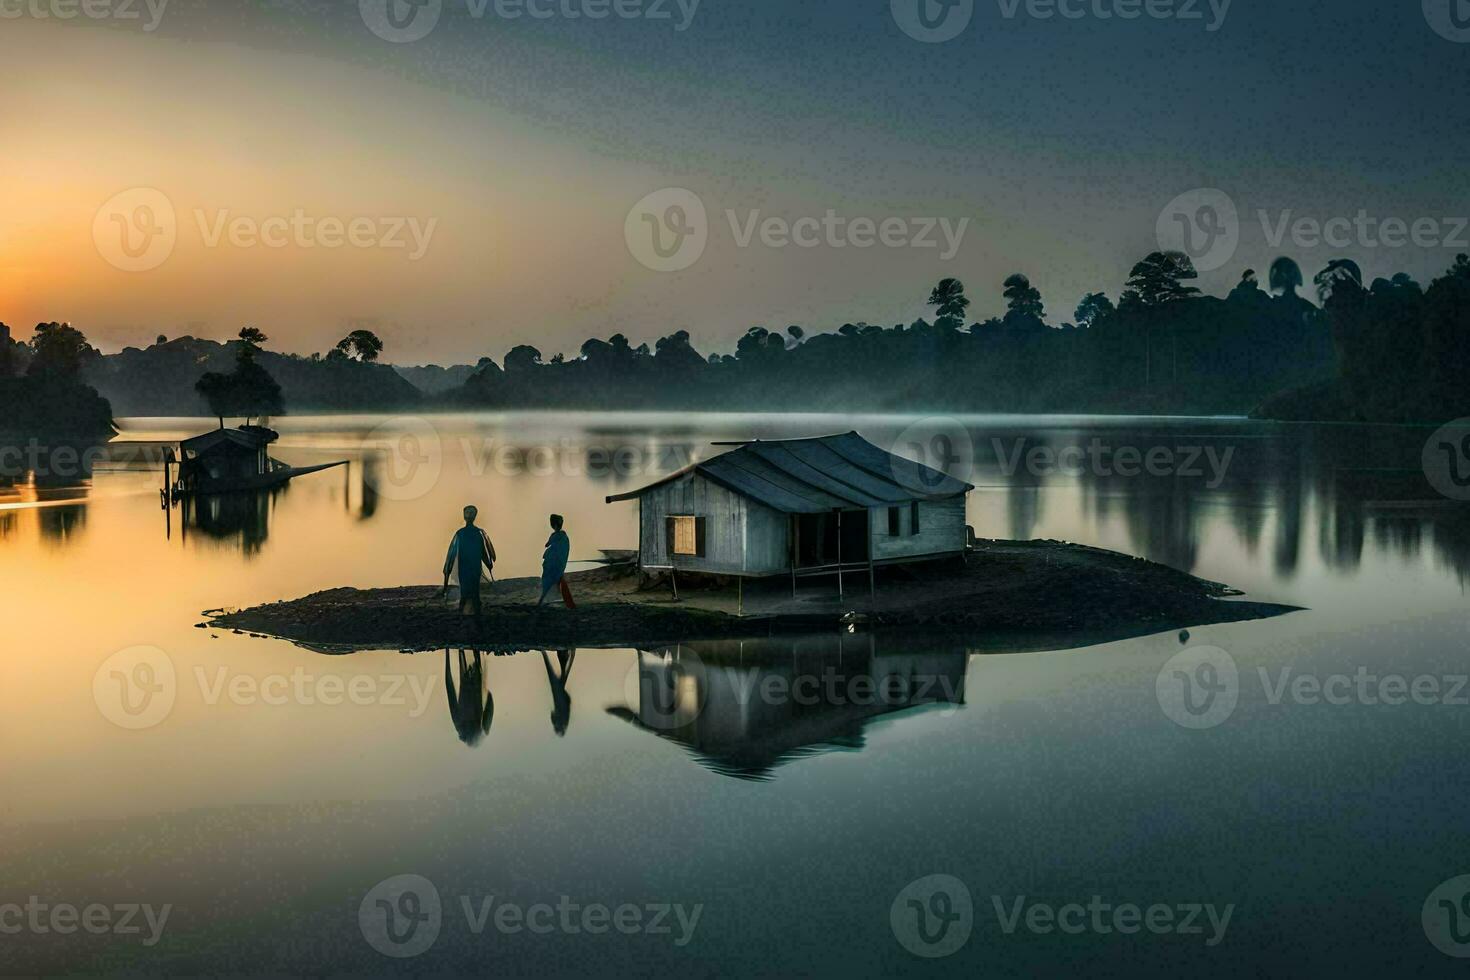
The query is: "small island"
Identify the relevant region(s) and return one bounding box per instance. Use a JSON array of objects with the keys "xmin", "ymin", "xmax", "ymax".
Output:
[{"xmin": 206, "ymin": 539, "xmax": 1299, "ymax": 653}]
